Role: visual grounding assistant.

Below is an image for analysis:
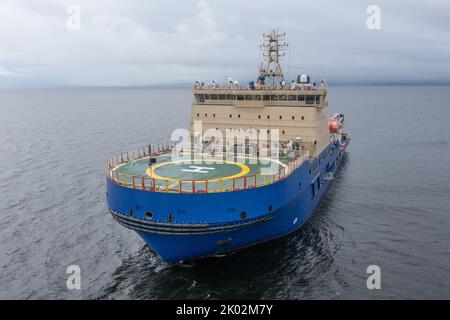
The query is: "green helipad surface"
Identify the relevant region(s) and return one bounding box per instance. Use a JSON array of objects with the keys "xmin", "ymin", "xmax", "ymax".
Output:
[
  {"xmin": 115, "ymin": 154, "xmax": 287, "ymax": 180},
  {"xmin": 113, "ymin": 153, "xmax": 289, "ymax": 192}
]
